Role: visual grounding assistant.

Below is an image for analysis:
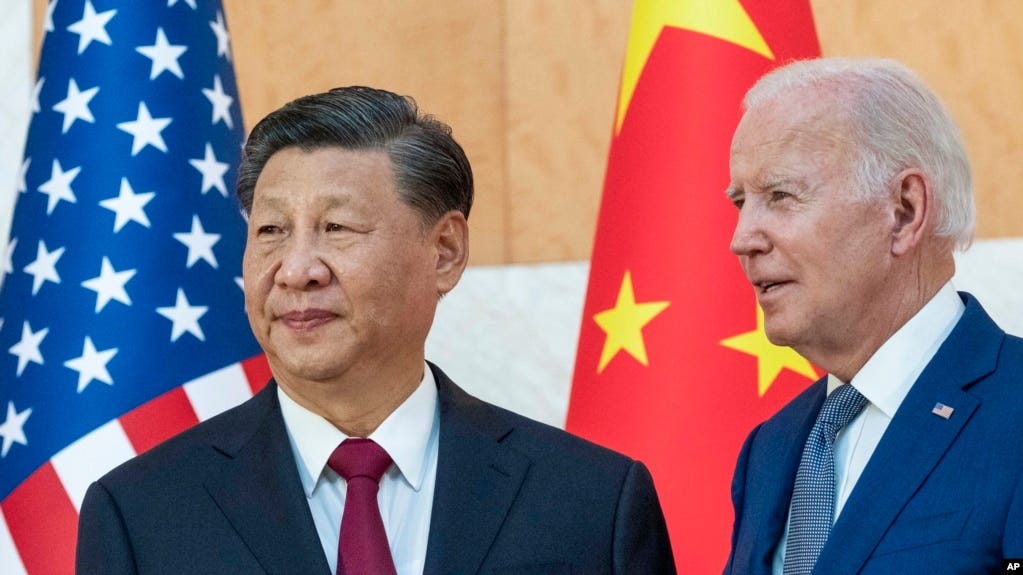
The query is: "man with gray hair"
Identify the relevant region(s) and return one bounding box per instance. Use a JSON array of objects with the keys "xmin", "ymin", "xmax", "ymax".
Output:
[
  {"xmin": 723, "ymin": 58, "xmax": 1023, "ymax": 574},
  {"xmin": 76, "ymin": 86, "xmax": 675, "ymax": 574}
]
